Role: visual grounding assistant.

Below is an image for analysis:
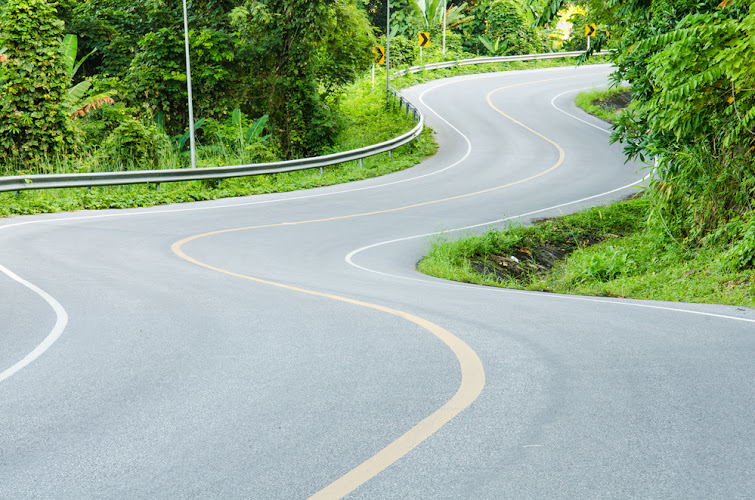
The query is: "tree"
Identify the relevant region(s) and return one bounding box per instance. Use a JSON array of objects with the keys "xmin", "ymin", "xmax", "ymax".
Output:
[
  {"xmin": 461, "ymin": 0, "xmax": 547, "ymax": 55},
  {"xmin": 538, "ymin": 0, "xmax": 755, "ymax": 248},
  {"xmin": 231, "ymin": 0, "xmax": 374, "ymax": 158},
  {"xmin": 0, "ymin": 0, "xmax": 77, "ymax": 163}
]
